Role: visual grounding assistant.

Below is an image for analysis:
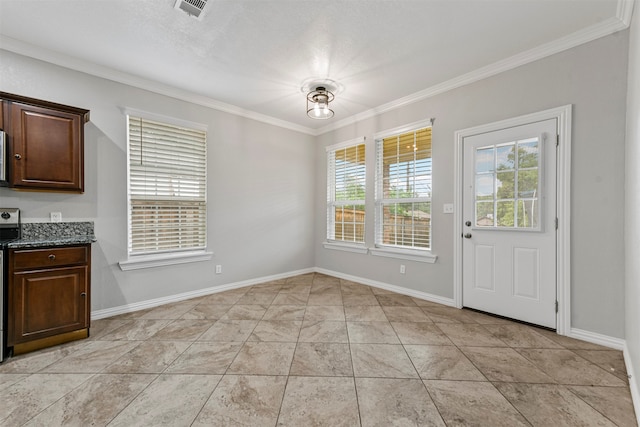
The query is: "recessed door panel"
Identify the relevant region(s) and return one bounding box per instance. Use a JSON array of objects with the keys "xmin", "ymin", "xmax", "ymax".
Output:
[
  {"xmin": 513, "ymin": 247, "xmax": 539, "ymax": 300},
  {"xmin": 474, "ymin": 245, "xmax": 495, "ymax": 292}
]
